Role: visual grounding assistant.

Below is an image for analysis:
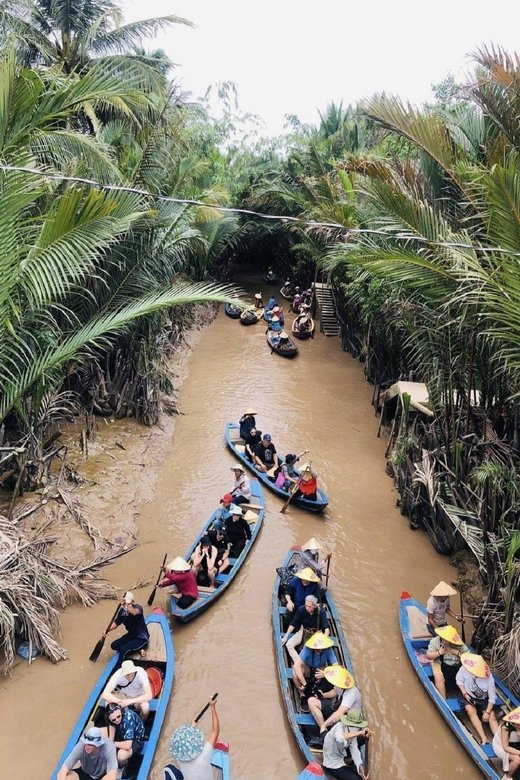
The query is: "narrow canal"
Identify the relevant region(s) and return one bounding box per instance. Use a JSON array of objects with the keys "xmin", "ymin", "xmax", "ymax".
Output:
[{"xmin": 0, "ymin": 276, "xmax": 478, "ymax": 779}]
